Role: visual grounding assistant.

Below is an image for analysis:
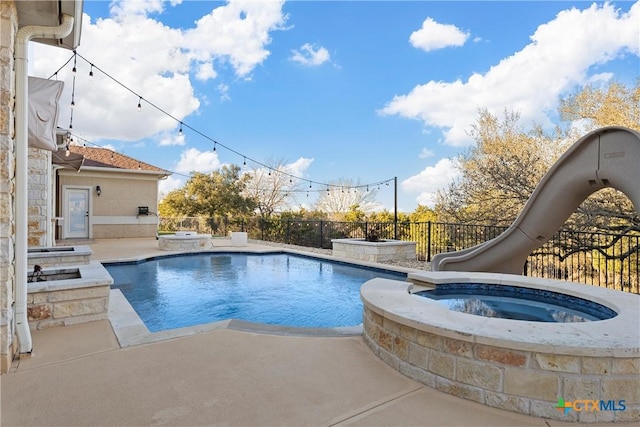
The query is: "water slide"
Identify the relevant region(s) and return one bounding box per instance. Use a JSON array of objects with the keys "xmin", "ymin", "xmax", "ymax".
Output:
[{"xmin": 431, "ymin": 126, "xmax": 640, "ymax": 274}]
